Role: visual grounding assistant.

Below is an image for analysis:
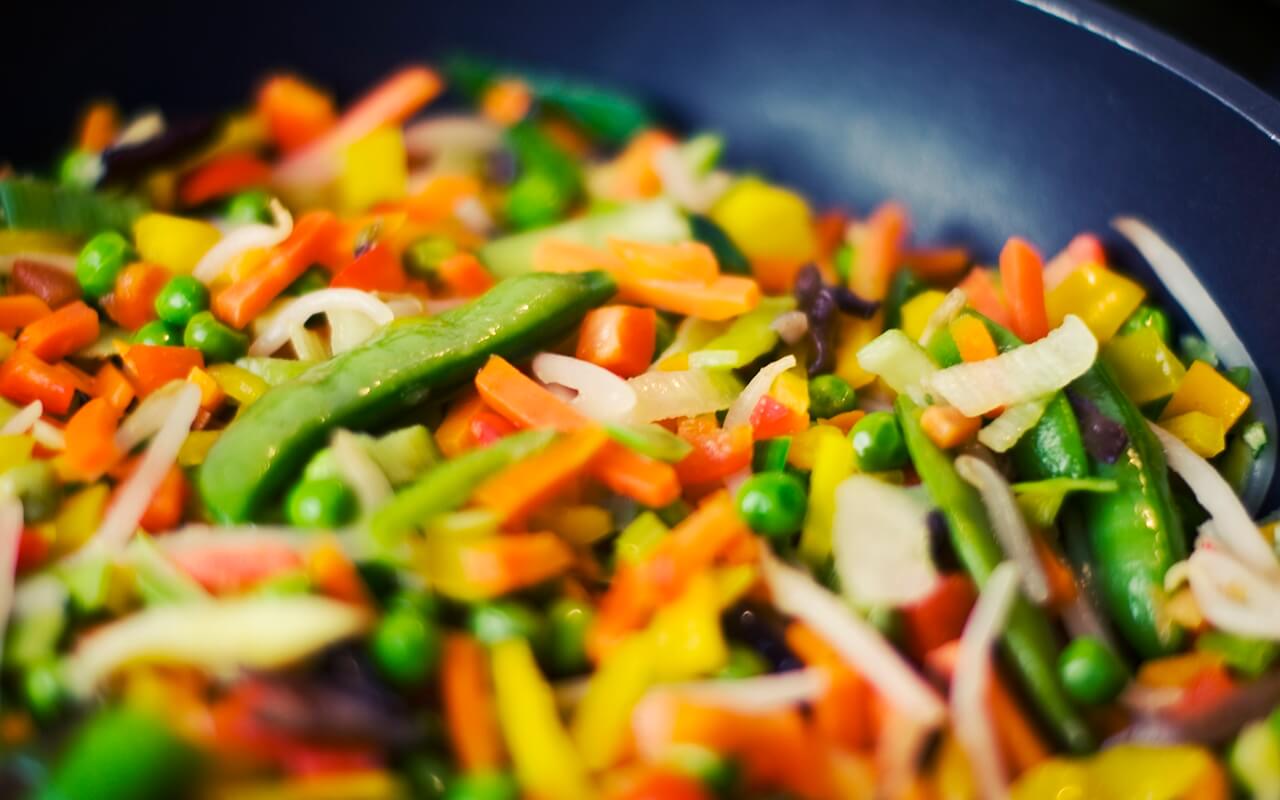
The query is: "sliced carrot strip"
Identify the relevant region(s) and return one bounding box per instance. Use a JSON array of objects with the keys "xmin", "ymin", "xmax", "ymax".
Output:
[
  {"xmin": 213, "ymin": 211, "xmax": 340, "ymax": 328},
  {"xmin": 442, "ymin": 634, "xmax": 505, "ymax": 772},
  {"xmin": 472, "ymin": 427, "xmax": 610, "ymax": 526},
  {"xmin": 949, "ymin": 314, "xmax": 999, "ymax": 363},
  {"xmin": 849, "ymin": 202, "xmax": 909, "ymax": 301},
  {"xmin": 0, "ymin": 295, "xmax": 52, "ymax": 336},
  {"xmin": 17, "ymin": 300, "xmax": 99, "ymax": 362},
  {"xmin": 999, "ymin": 237, "xmax": 1050, "ymax": 342},
  {"xmin": 920, "ymin": 405, "xmax": 981, "ymax": 449}
]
